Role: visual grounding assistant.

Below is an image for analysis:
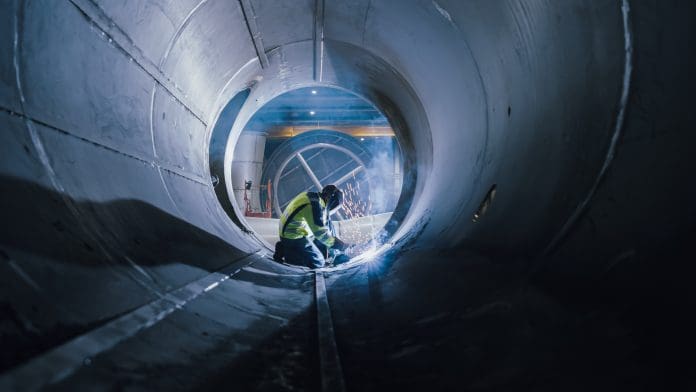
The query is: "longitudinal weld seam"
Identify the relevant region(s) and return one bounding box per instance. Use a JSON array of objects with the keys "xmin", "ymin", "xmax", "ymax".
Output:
[{"xmin": 315, "ymin": 272, "xmax": 346, "ymax": 392}]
